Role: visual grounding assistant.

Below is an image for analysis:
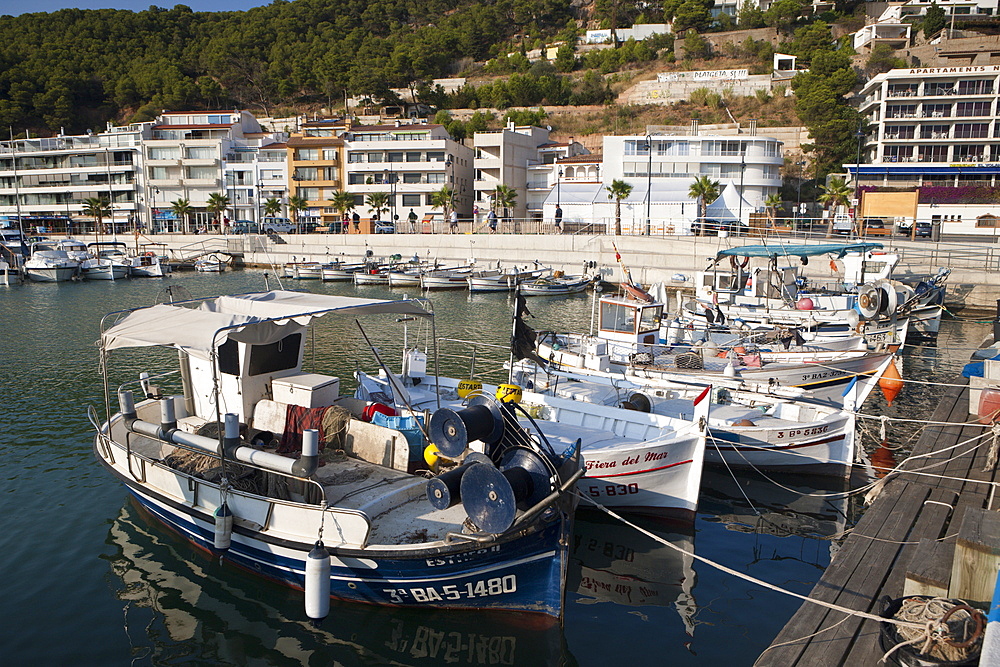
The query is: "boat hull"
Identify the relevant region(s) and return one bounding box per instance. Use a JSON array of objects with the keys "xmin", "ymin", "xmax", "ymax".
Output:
[
  {"xmin": 95, "ymin": 436, "xmax": 572, "ymax": 618},
  {"xmin": 25, "ymin": 266, "xmax": 77, "ymax": 282}
]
